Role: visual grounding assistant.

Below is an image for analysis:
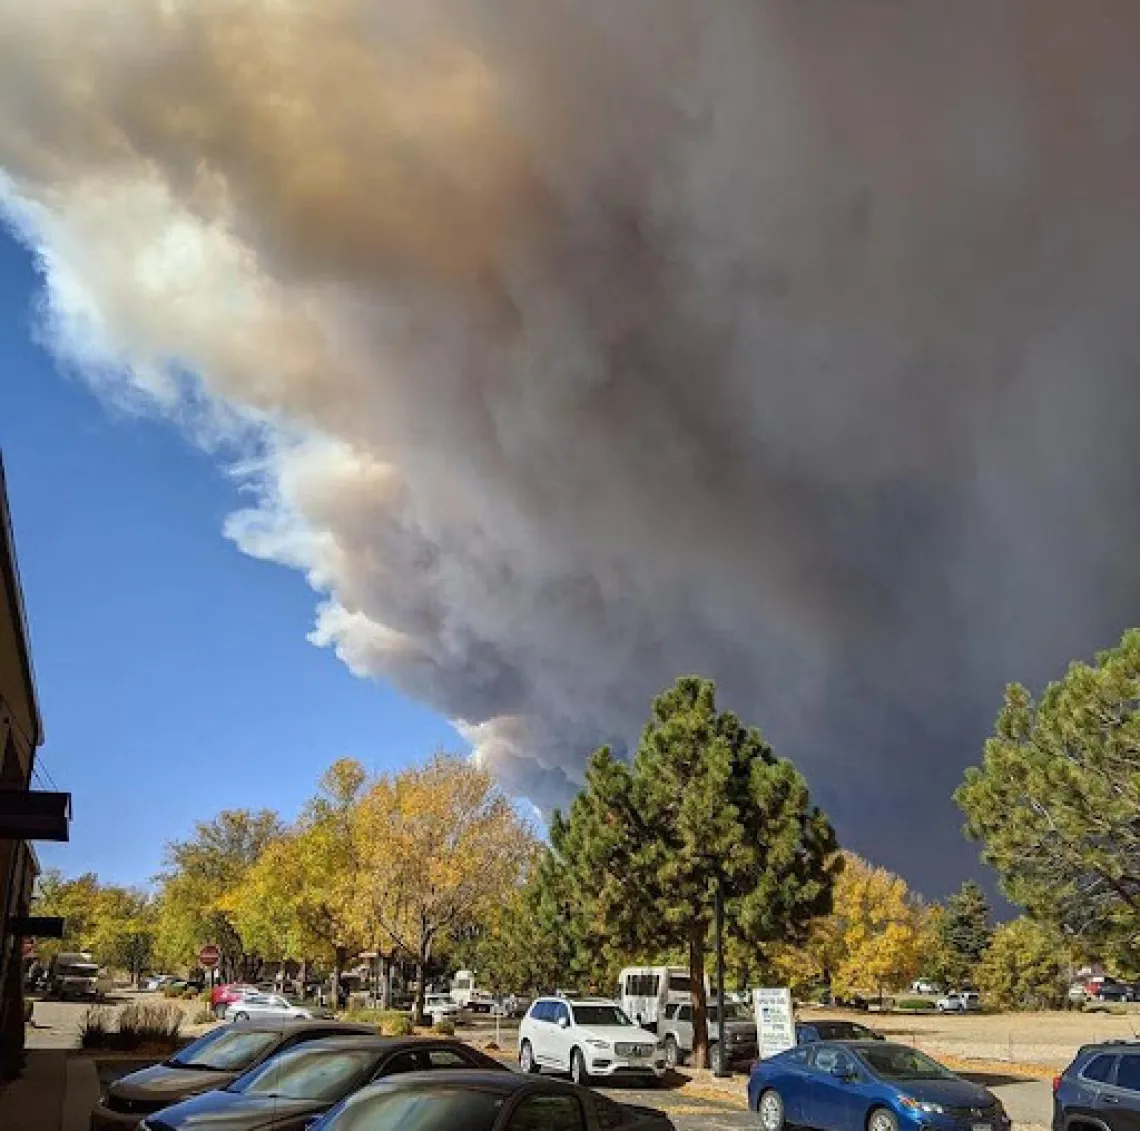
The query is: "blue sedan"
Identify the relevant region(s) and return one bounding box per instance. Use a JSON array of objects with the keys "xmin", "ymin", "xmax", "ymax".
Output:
[{"xmin": 747, "ymin": 1041, "xmax": 1011, "ymax": 1131}]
